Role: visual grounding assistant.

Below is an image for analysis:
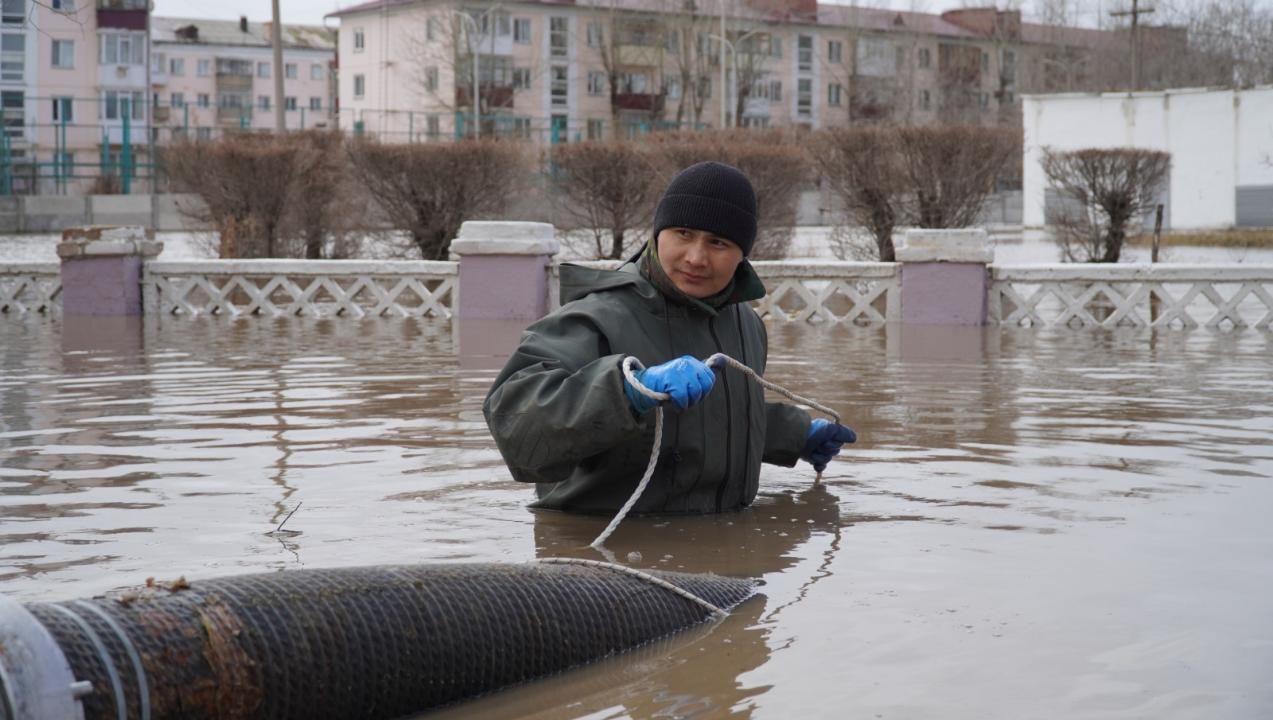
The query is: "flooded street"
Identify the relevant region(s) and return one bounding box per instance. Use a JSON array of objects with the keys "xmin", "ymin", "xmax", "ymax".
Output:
[{"xmin": 1, "ymin": 316, "xmax": 1271, "ymax": 719}]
